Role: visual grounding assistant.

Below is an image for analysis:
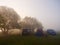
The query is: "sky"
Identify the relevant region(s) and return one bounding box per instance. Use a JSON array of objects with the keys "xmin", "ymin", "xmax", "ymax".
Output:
[{"xmin": 0, "ymin": 0, "xmax": 60, "ymax": 31}]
